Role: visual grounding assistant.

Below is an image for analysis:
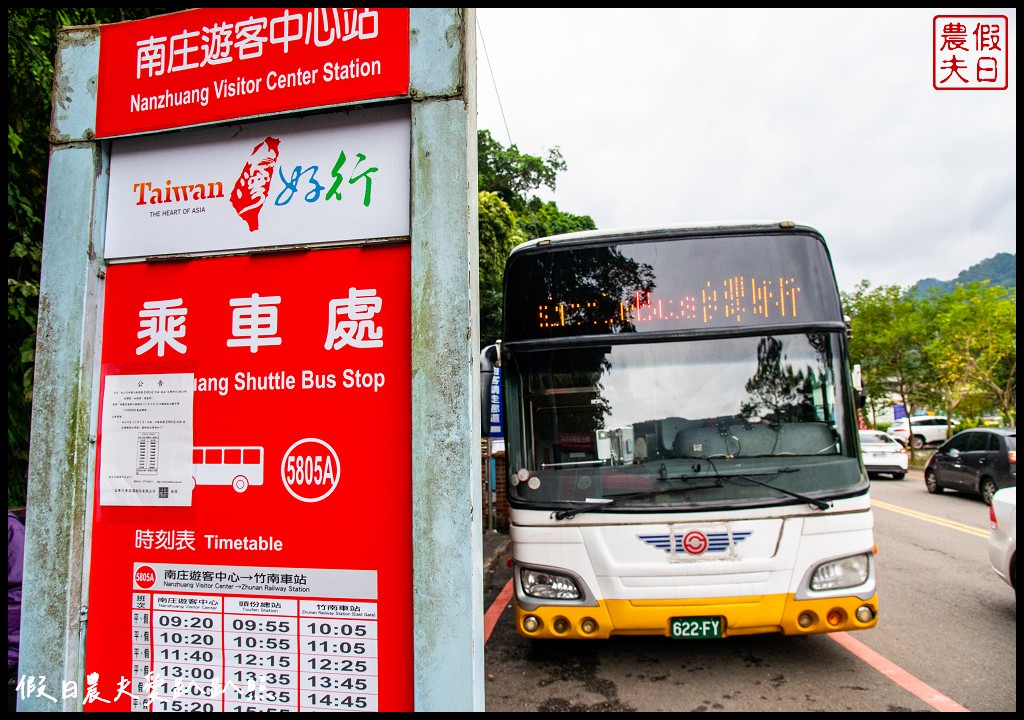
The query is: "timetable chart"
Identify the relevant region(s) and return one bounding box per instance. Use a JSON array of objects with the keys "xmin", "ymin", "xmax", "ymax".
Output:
[{"xmin": 129, "ymin": 564, "xmax": 379, "ymax": 712}]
